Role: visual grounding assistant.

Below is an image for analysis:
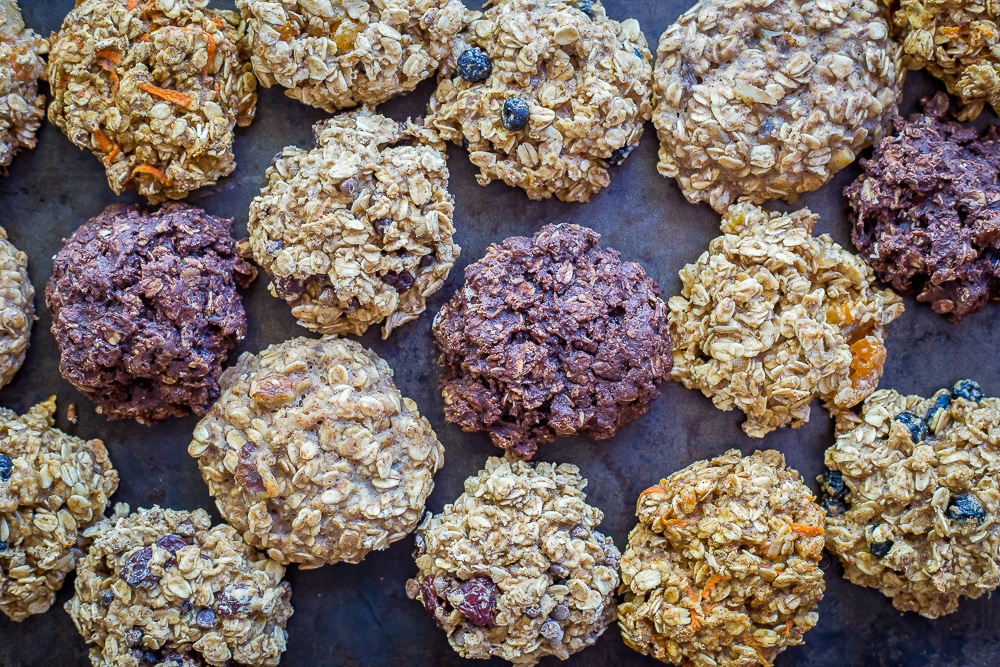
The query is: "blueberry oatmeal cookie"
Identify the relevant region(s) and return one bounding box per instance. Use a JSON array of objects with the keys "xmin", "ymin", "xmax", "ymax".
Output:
[
  {"xmin": 406, "ymin": 457, "xmax": 619, "ymax": 665},
  {"xmin": 668, "ymin": 202, "xmax": 904, "ymax": 438},
  {"xmin": 236, "ymin": 0, "xmax": 465, "ymax": 112},
  {"xmin": 427, "ymin": 0, "xmax": 652, "ymax": 202},
  {"xmin": 189, "ymin": 336, "xmax": 443, "ymax": 568},
  {"xmin": 0, "ymin": 225, "xmax": 33, "ymax": 390},
  {"xmin": 618, "ymin": 449, "xmax": 825, "ymax": 667},
  {"xmin": 652, "ymin": 0, "xmax": 902, "ymax": 212},
  {"xmin": 433, "ymin": 223, "xmax": 671, "ymax": 459},
  {"xmin": 248, "ymin": 110, "xmax": 459, "ymax": 338},
  {"xmin": 0, "ymin": 0, "xmax": 47, "ymax": 173},
  {"xmin": 822, "ymin": 380, "xmax": 1000, "ymax": 618},
  {"xmin": 47, "ymin": 0, "xmax": 258, "ymax": 203},
  {"xmin": 65, "ymin": 505, "xmax": 292, "ymax": 666}
]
